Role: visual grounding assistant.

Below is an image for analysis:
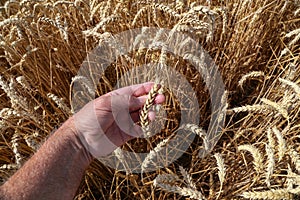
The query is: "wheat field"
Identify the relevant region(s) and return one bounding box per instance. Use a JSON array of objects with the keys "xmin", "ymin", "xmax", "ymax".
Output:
[{"xmin": 0, "ymin": 0, "xmax": 300, "ymax": 199}]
